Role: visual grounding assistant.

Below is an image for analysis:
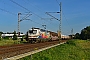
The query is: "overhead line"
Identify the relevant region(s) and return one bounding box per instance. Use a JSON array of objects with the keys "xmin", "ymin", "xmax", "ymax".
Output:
[
  {"xmin": 23, "ymin": 0, "xmax": 57, "ymax": 25},
  {"xmin": 0, "ymin": 8, "xmax": 16, "ymax": 16},
  {"xmin": 10, "ymin": 0, "xmax": 43, "ymax": 19},
  {"xmin": 23, "ymin": 0, "xmax": 44, "ymax": 13},
  {"xmin": 0, "ymin": 0, "xmax": 22, "ymax": 12},
  {"xmin": 10, "ymin": 0, "xmax": 59, "ymax": 31},
  {"xmin": 20, "ymin": 13, "xmax": 32, "ymax": 21},
  {"xmin": 62, "ymin": 11, "xmax": 72, "ymax": 29},
  {"xmin": 55, "ymin": 0, "xmax": 60, "ymax": 5},
  {"xmin": 28, "ymin": 19, "xmax": 55, "ymax": 30},
  {"xmin": 23, "ymin": 0, "xmax": 58, "ymax": 30},
  {"xmin": 46, "ymin": 12, "xmax": 60, "ymax": 21},
  {"xmin": 28, "ymin": 19, "xmax": 42, "ymax": 26},
  {"xmin": 9, "ymin": 0, "xmax": 30, "ymax": 12}
]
